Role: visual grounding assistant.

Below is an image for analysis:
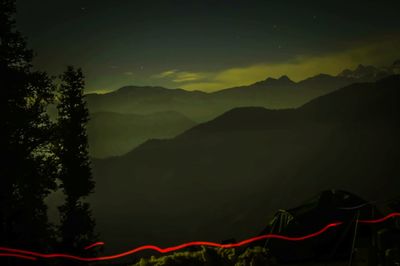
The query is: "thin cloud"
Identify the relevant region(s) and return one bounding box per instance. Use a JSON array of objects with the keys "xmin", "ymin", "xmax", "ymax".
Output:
[
  {"xmin": 154, "ymin": 69, "xmax": 178, "ymax": 78},
  {"xmin": 172, "ymin": 72, "xmax": 205, "ymax": 82},
  {"xmin": 154, "ymin": 69, "xmax": 205, "ymax": 82},
  {"xmin": 170, "ymin": 37, "xmax": 400, "ymax": 92}
]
